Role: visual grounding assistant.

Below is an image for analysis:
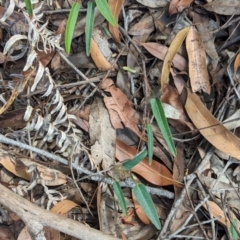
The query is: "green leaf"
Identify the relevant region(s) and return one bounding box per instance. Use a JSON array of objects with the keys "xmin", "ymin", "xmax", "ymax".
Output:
[
  {"xmin": 133, "ymin": 183, "xmax": 161, "ymax": 230},
  {"xmin": 147, "ymin": 124, "xmax": 153, "ymax": 164},
  {"xmin": 230, "ymin": 219, "xmax": 238, "ymax": 240},
  {"xmin": 65, "ymin": 2, "xmax": 81, "ymax": 54},
  {"xmin": 24, "ymin": 0, "xmax": 33, "ymax": 16},
  {"xmin": 122, "ymin": 66, "xmax": 136, "ymax": 73},
  {"xmin": 113, "ymin": 181, "xmax": 127, "ymax": 216},
  {"xmin": 122, "ymin": 149, "xmax": 148, "ymax": 171},
  {"xmin": 150, "ymin": 98, "xmax": 176, "ymax": 157},
  {"xmin": 85, "ymin": 1, "xmax": 96, "ymax": 56},
  {"xmin": 95, "ymin": 0, "xmax": 117, "ymax": 26}
]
